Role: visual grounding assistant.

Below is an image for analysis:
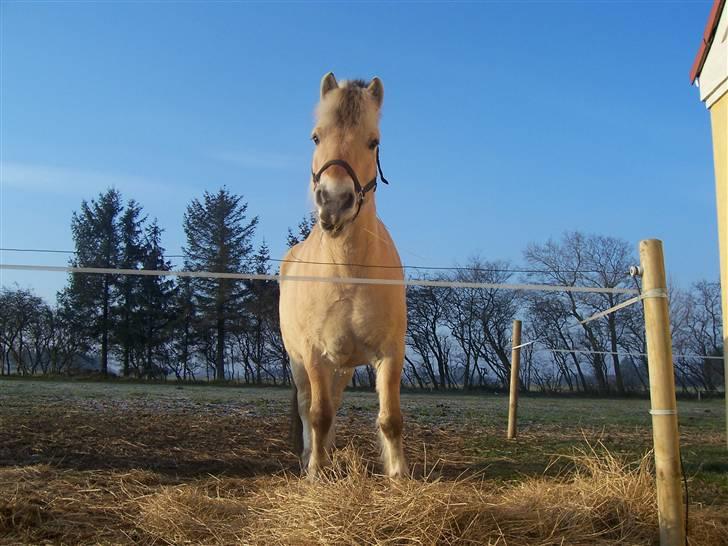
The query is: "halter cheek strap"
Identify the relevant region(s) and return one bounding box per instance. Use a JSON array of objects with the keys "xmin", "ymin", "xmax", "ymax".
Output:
[
  {"xmin": 311, "ymin": 147, "xmax": 389, "ymax": 224},
  {"xmin": 312, "ymin": 159, "xmax": 376, "ymax": 199}
]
